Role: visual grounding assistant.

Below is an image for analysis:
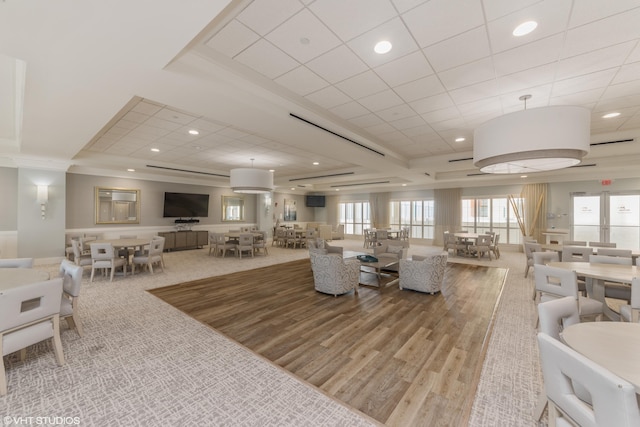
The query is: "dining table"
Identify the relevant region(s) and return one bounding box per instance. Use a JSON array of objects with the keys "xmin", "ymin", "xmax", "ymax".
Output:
[
  {"xmin": 0, "ymin": 268, "xmax": 51, "ymax": 291},
  {"xmin": 548, "ymin": 261, "xmax": 639, "ymax": 320},
  {"xmin": 561, "ymin": 322, "xmax": 640, "ymax": 394}
]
